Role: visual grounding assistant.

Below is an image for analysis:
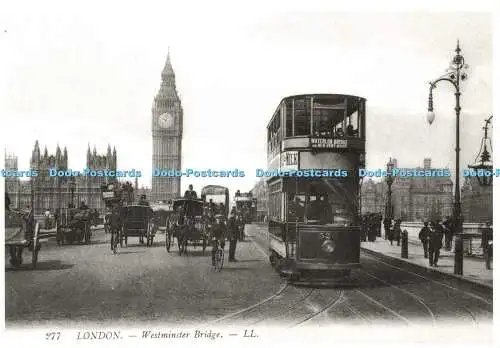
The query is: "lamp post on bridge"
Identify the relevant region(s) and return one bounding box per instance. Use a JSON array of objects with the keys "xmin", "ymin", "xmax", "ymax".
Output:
[{"xmin": 426, "ymin": 40, "xmax": 469, "ymax": 275}]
